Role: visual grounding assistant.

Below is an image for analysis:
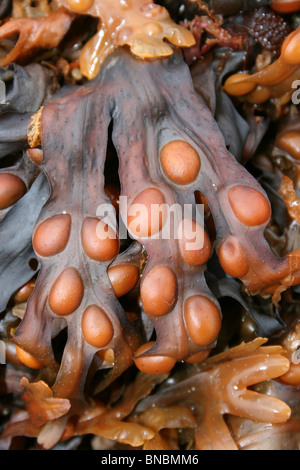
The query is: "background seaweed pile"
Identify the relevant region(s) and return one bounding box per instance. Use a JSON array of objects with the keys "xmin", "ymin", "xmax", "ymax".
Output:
[{"xmin": 0, "ymin": 0, "xmax": 299, "ymax": 450}]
